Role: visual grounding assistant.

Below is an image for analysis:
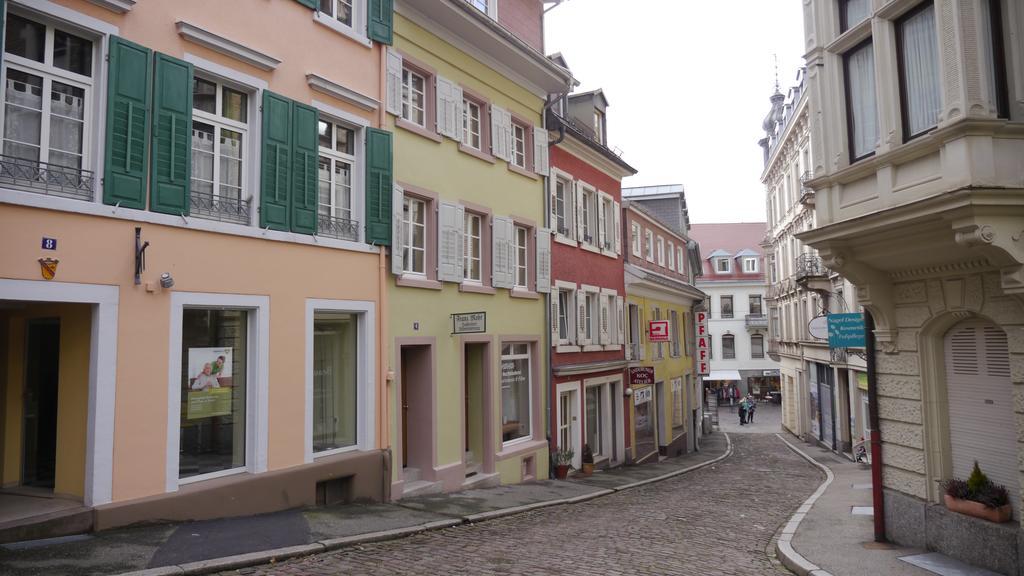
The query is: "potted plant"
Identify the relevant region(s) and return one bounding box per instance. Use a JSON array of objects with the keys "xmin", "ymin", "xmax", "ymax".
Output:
[
  {"xmin": 552, "ymin": 447, "xmax": 574, "ymax": 480},
  {"xmin": 580, "ymin": 444, "xmax": 595, "ymax": 475},
  {"xmin": 941, "ymin": 461, "xmax": 1012, "ymax": 523}
]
